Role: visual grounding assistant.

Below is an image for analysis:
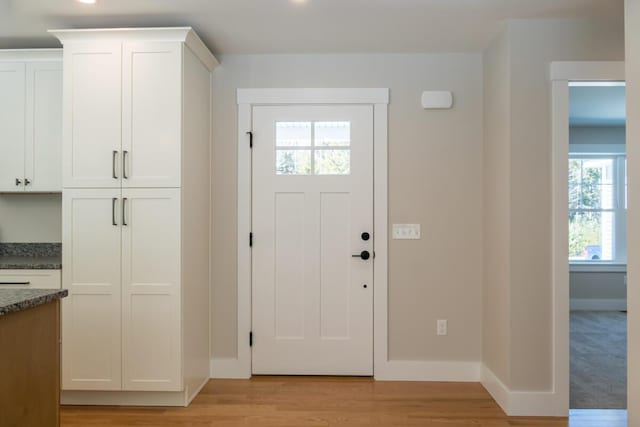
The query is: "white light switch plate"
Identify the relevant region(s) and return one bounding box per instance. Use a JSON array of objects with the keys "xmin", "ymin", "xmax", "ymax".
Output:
[{"xmin": 392, "ymin": 224, "xmax": 421, "ymax": 239}]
